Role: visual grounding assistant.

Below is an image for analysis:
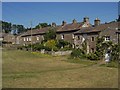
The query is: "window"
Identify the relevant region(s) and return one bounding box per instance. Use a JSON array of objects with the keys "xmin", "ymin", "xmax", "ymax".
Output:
[
  {"xmin": 91, "ymin": 48, "xmax": 94, "ymax": 53},
  {"xmin": 29, "ymin": 37, "xmax": 31, "ymax": 41},
  {"xmin": 91, "ymin": 37, "xmax": 94, "ymax": 41},
  {"xmin": 42, "ymin": 36, "xmax": 44, "ymax": 40},
  {"xmin": 27, "ymin": 37, "xmax": 29, "ymax": 41},
  {"xmin": 72, "ymin": 34, "xmax": 75, "ymax": 39},
  {"xmin": 61, "ymin": 34, "xmax": 64, "ymax": 39},
  {"xmin": 23, "ymin": 37, "xmax": 26, "ymax": 41},
  {"xmin": 105, "ymin": 36, "xmax": 110, "ymax": 41},
  {"xmin": 36, "ymin": 36, "xmax": 39, "ymax": 41},
  {"xmin": 78, "ymin": 36, "xmax": 80, "ymax": 40}
]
